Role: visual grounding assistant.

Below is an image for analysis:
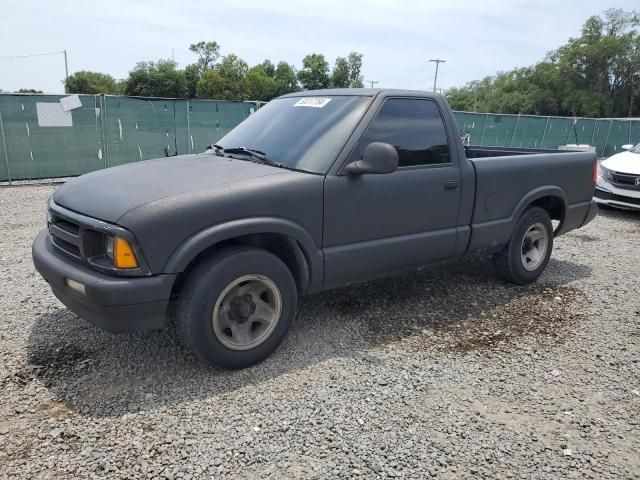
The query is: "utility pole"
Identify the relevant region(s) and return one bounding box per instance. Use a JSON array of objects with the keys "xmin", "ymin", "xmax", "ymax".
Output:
[
  {"xmin": 63, "ymin": 50, "xmax": 69, "ymax": 84},
  {"xmin": 368, "ymin": 80, "xmax": 379, "ymax": 89},
  {"xmin": 429, "ymin": 59, "xmax": 445, "ymax": 93}
]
